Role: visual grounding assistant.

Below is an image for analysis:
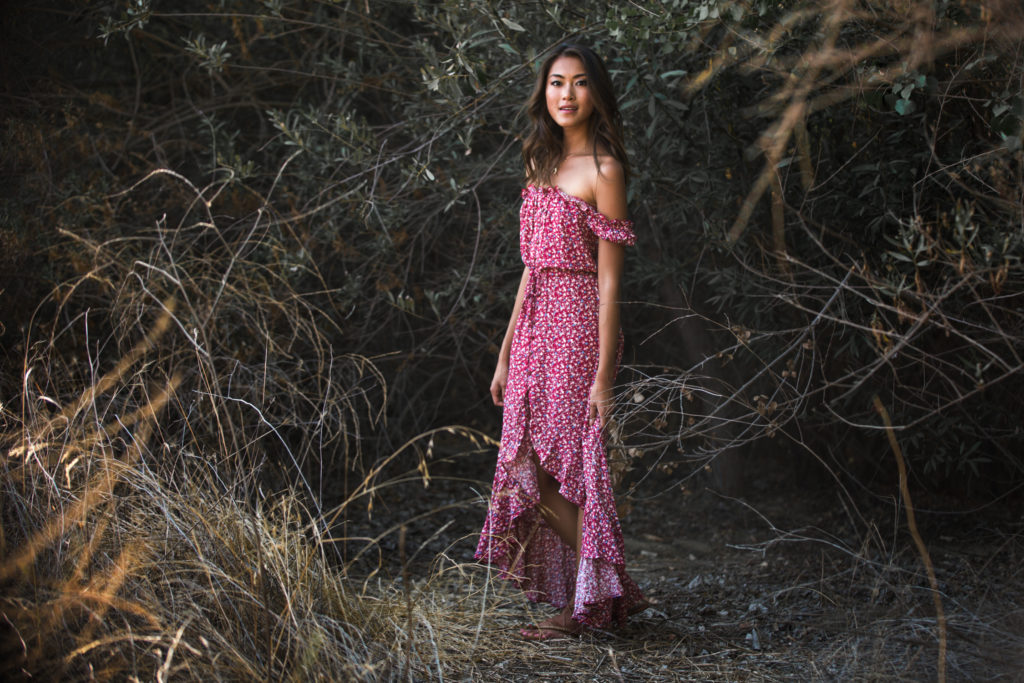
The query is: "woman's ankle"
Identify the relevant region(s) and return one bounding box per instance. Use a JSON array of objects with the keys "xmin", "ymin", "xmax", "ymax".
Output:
[{"xmin": 555, "ymin": 606, "xmax": 575, "ymax": 625}]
